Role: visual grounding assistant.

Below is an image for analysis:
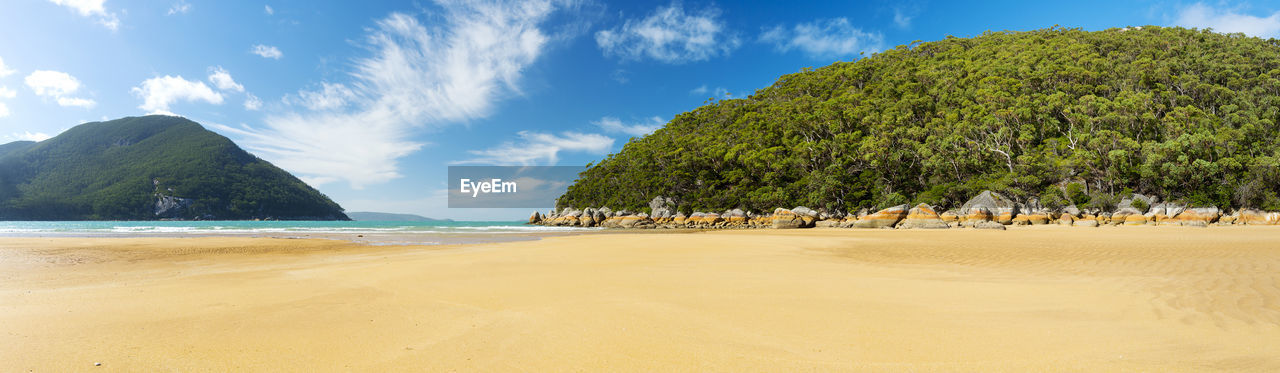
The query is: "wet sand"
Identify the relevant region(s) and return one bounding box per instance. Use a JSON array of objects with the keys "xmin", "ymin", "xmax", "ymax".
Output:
[{"xmin": 2, "ymin": 226, "xmax": 1279, "ymax": 371}]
